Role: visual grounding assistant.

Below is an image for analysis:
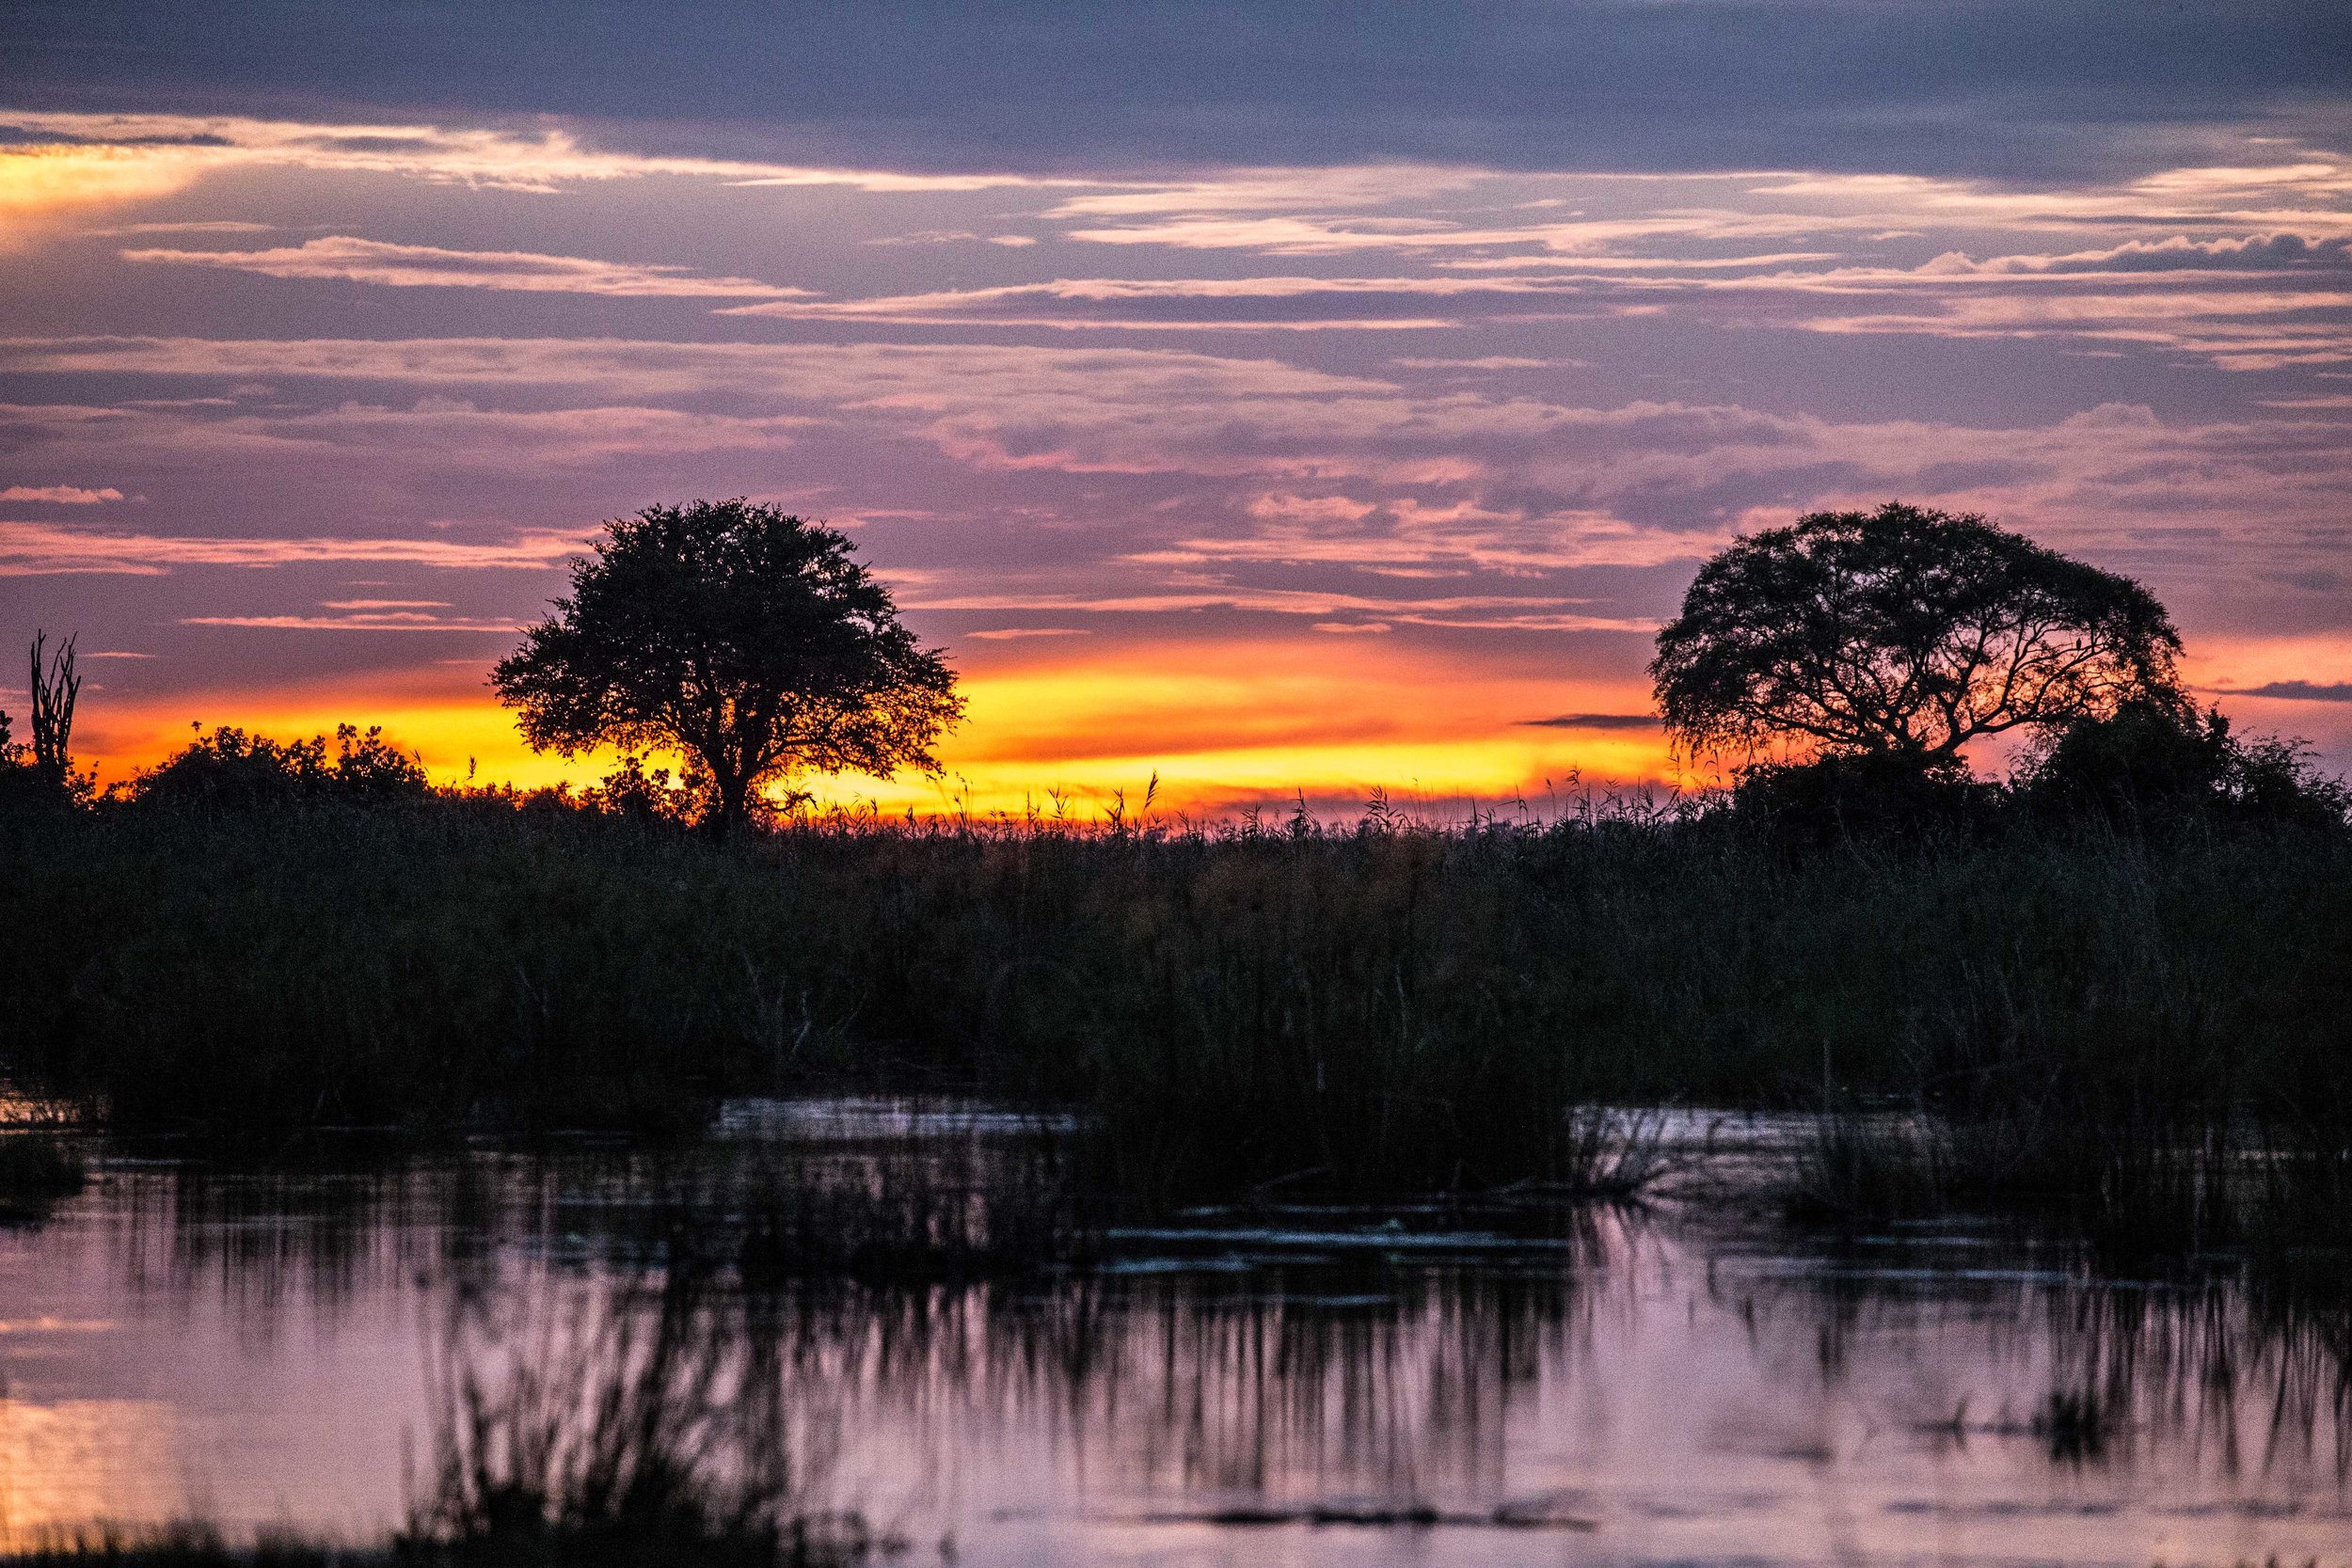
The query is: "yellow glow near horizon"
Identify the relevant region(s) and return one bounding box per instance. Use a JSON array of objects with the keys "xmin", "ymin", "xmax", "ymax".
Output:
[
  {"xmin": 68, "ymin": 640, "xmax": 1677, "ymax": 816},
  {"xmin": 68, "ymin": 635, "xmax": 2344, "ymax": 818}
]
